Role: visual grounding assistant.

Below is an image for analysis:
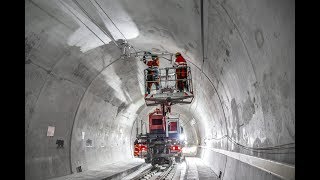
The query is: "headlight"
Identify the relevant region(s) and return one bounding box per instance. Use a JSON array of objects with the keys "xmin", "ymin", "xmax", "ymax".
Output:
[{"xmin": 179, "ymin": 134, "xmax": 185, "ymax": 140}]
